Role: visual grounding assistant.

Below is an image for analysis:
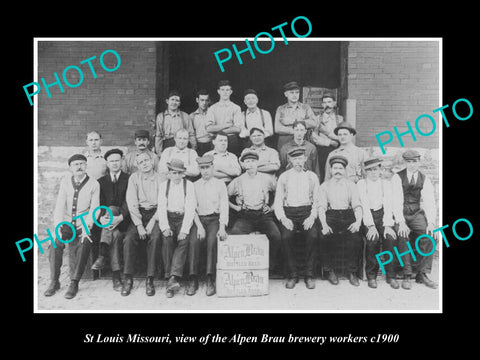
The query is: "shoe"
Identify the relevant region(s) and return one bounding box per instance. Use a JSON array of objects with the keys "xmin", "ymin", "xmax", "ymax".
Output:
[
  {"xmin": 387, "ymin": 277, "xmax": 400, "ymax": 289},
  {"xmin": 91, "ymin": 256, "xmax": 106, "ymax": 270},
  {"xmin": 305, "ymin": 277, "xmax": 316, "ymax": 289},
  {"xmin": 206, "ymin": 276, "xmax": 216, "ymax": 296},
  {"xmin": 64, "ymin": 281, "xmax": 79, "ymax": 299},
  {"xmin": 416, "ymin": 272, "xmax": 438, "ymax": 289},
  {"xmin": 146, "ymin": 277, "xmax": 155, "ymax": 296},
  {"xmin": 186, "ymin": 278, "xmax": 199, "ymax": 296},
  {"xmin": 44, "ymin": 280, "xmax": 60, "ymax": 297},
  {"xmin": 166, "ymin": 290, "xmax": 174, "ymax": 298},
  {"xmin": 121, "ymin": 275, "xmax": 133, "ymax": 296},
  {"xmin": 349, "ymin": 273, "xmax": 360, "ymax": 287},
  {"xmin": 112, "ymin": 274, "xmax": 123, "ymax": 292},
  {"xmin": 285, "ymin": 278, "xmax": 298, "ymax": 289},
  {"xmin": 402, "ymin": 275, "xmax": 412, "ymax": 290},
  {"xmin": 327, "ymin": 271, "xmax": 339, "ymax": 285},
  {"xmin": 367, "ymin": 279, "xmax": 377, "ymax": 289},
  {"xmin": 167, "ymin": 276, "xmax": 181, "ymax": 292}
]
